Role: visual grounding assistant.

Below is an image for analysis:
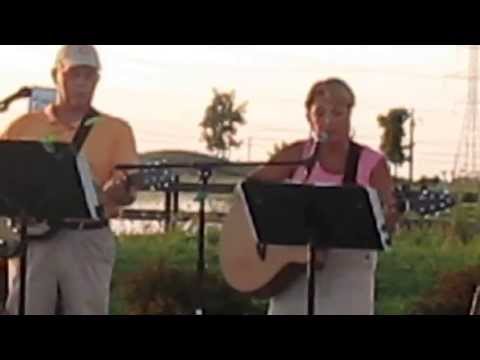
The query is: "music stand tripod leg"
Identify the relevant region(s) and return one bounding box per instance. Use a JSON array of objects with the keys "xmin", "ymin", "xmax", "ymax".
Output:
[
  {"xmin": 1, "ymin": 256, "xmax": 7, "ymax": 312},
  {"xmin": 195, "ymin": 168, "xmax": 212, "ymax": 316},
  {"xmin": 307, "ymin": 242, "xmax": 316, "ymax": 316},
  {"xmin": 18, "ymin": 220, "xmax": 28, "ymax": 316},
  {"xmin": 304, "ymin": 205, "xmax": 317, "ymax": 316}
]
